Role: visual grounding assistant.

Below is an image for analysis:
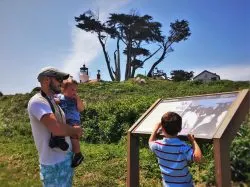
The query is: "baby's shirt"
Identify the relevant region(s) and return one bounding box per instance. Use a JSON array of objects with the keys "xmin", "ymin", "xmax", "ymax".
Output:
[{"xmin": 56, "ymin": 94, "xmax": 80, "ymax": 124}]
